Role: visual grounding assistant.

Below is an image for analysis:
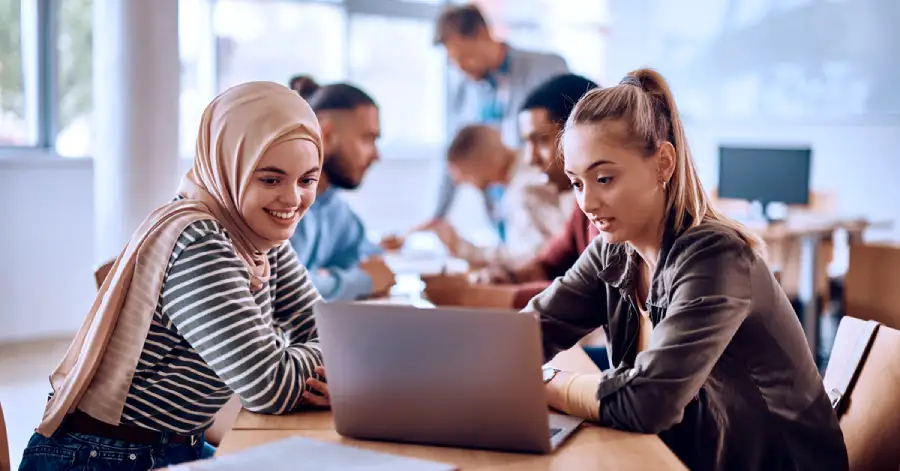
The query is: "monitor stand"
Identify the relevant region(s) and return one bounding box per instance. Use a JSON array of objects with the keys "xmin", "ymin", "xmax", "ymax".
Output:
[{"xmin": 750, "ymin": 200, "xmax": 786, "ymax": 224}]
